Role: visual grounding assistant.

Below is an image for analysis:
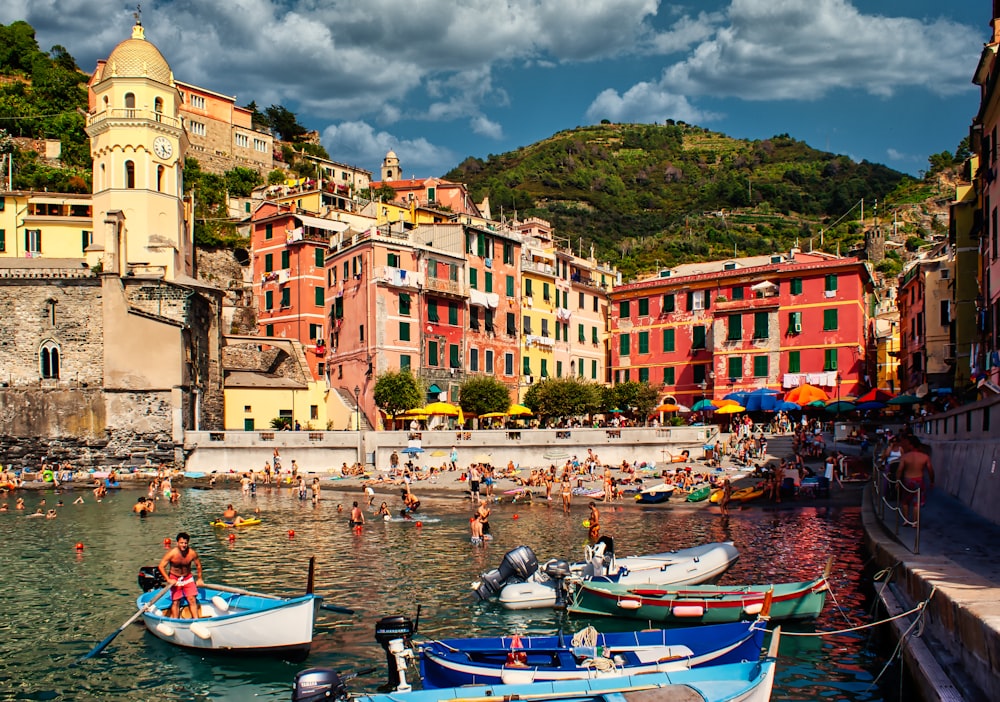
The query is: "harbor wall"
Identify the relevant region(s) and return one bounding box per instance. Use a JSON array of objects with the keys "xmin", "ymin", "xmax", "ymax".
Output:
[{"xmin": 182, "ymin": 425, "xmax": 721, "ymax": 474}]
